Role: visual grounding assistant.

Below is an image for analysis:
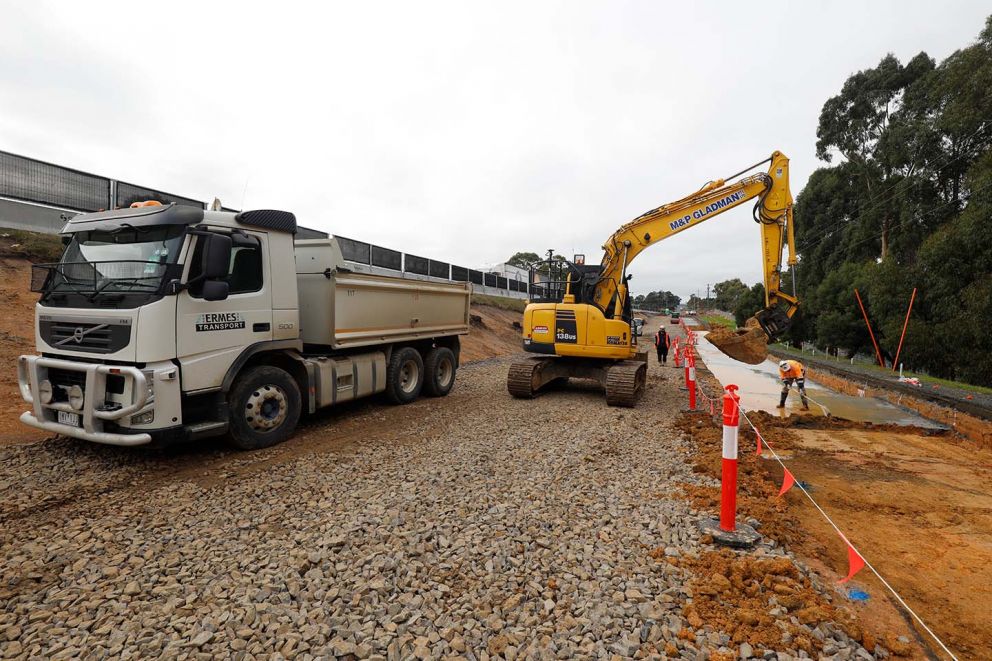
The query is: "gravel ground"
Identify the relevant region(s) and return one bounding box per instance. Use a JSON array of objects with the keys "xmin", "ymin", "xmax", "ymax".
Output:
[{"xmin": 0, "ymin": 356, "xmax": 872, "ymax": 660}]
